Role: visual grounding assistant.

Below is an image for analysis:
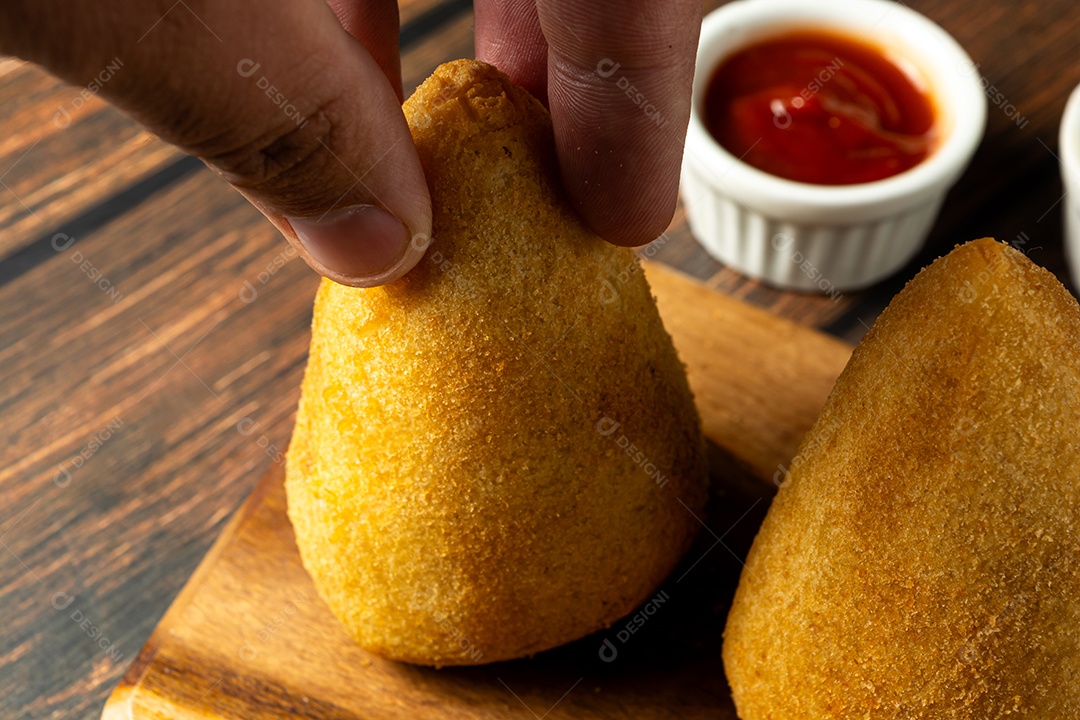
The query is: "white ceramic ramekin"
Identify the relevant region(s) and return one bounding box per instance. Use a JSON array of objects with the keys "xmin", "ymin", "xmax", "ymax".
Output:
[
  {"xmin": 1060, "ymin": 83, "xmax": 1080, "ymax": 291},
  {"xmin": 681, "ymin": 0, "xmax": 987, "ymax": 292}
]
